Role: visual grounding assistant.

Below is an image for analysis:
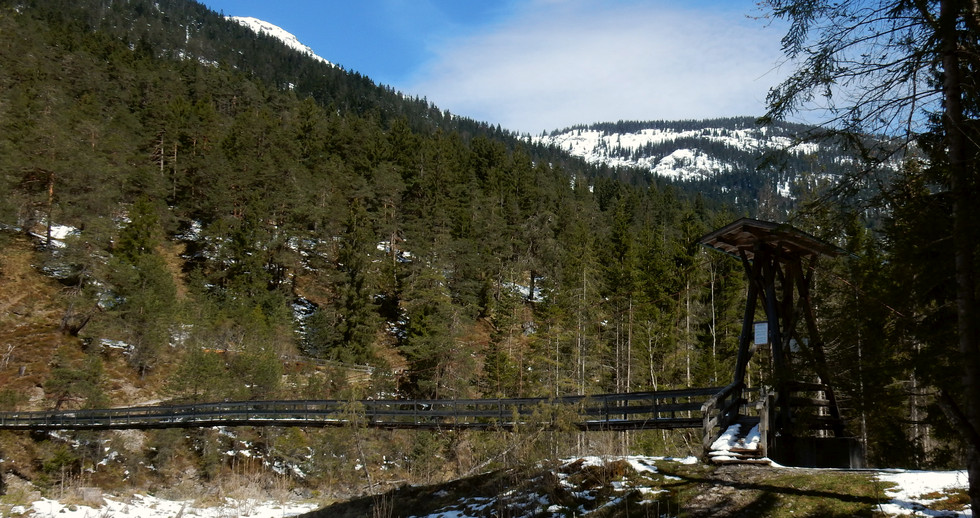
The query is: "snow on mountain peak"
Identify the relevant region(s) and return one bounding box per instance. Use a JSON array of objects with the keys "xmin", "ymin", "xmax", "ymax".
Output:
[{"xmin": 228, "ymin": 16, "xmax": 332, "ymax": 66}]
